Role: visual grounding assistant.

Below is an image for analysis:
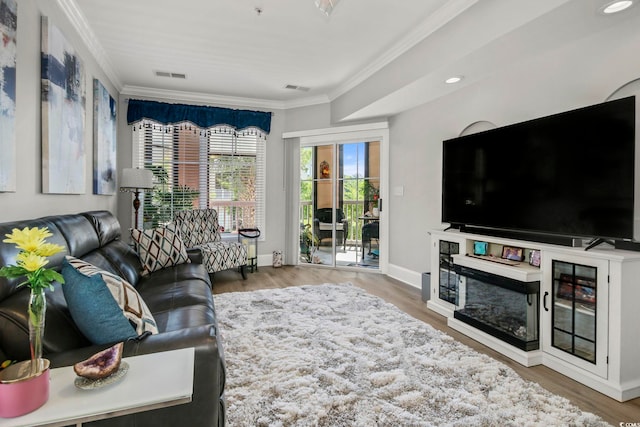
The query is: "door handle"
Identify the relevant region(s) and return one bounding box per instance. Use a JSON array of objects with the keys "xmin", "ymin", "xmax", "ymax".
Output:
[{"xmin": 543, "ymin": 291, "xmax": 549, "ymax": 312}]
